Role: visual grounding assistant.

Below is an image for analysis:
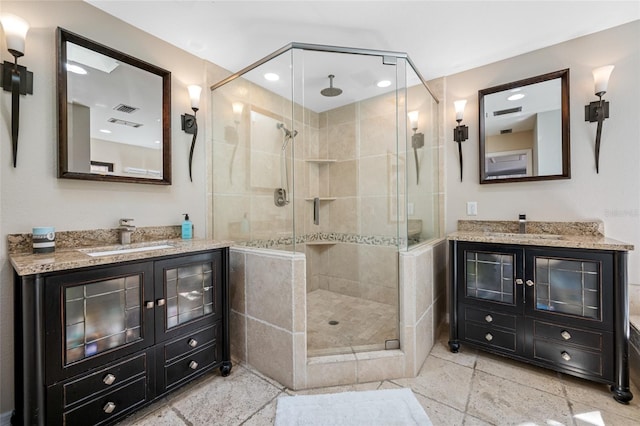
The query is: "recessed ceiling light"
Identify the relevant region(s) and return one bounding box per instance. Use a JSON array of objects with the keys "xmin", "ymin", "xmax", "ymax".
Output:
[
  {"xmin": 99, "ymin": 129, "xmax": 111, "ymax": 134},
  {"xmin": 377, "ymin": 80, "xmax": 392, "ymax": 88},
  {"xmin": 508, "ymin": 93, "xmax": 525, "ymax": 101},
  {"xmin": 155, "ymin": 140, "xmax": 161, "ymax": 144},
  {"xmin": 264, "ymin": 73, "xmax": 279, "ymax": 81},
  {"xmin": 67, "ymin": 64, "xmax": 87, "ymax": 75}
]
